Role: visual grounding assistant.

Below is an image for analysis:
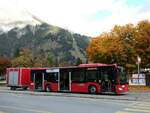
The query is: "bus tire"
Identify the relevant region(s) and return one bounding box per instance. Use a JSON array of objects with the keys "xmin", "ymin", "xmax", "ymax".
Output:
[
  {"xmin": 10, "ymin": 87, "xmax": 13, "ymax": 90},
  {"xmin": 88, "ymin": 85, "xmax": 97, "ymax": 94},
  {"xmin": 23, "ymin": 87, "xmax": 28, "ymax": 90},
  {"xmin": 45, "ymin": 85, "xmax": 51, "ymax": 92},
  {"xmin": 10, "ymin": 86, "xmax": 16, "ymax": 90}
]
